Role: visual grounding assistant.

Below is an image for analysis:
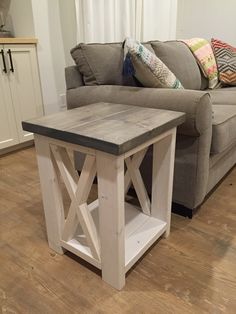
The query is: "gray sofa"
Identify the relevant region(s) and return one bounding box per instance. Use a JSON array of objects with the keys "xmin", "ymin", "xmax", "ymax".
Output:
[{"xmin": 65, "ymin": 40, "xmax": 236, "ymax": 217}]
